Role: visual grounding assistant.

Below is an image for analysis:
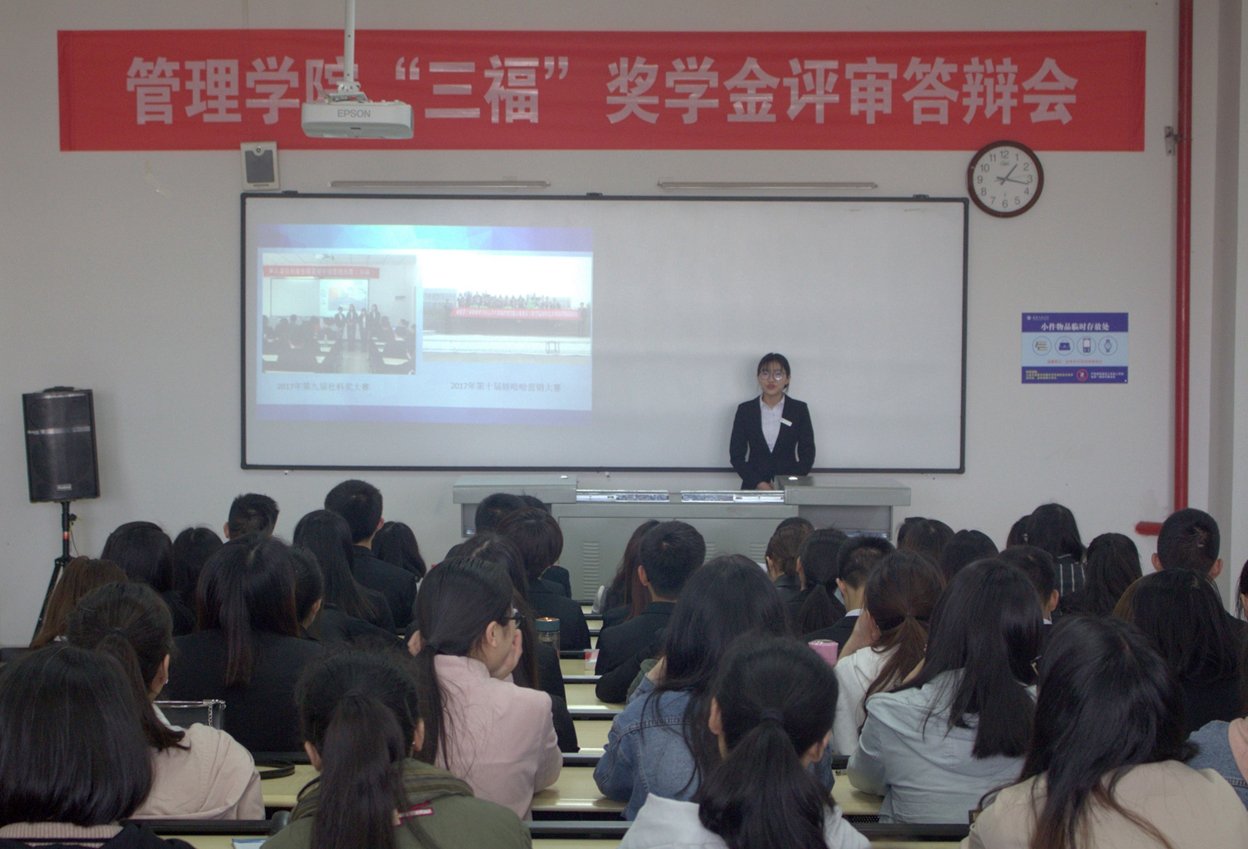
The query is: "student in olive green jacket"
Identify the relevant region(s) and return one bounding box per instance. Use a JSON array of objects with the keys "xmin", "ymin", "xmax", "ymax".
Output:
[{"xmin": 263, "ymin": 651, "xmax": 529, "ymax": 849}]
